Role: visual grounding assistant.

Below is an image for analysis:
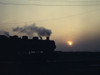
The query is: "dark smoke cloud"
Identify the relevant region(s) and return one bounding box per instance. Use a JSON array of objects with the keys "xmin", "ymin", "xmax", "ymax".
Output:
[
  {"xmin": 0, "ymin": 31, "xmax": 9, "ymax": 37},
  {"xmin": 13, "ymin": 24, "xmax": 52, "ymax": 38}
]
